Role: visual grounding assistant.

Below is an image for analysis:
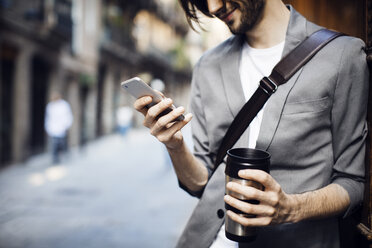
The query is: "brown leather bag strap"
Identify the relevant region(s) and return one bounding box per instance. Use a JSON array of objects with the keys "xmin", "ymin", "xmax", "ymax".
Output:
[{"xmin": 214, "ymin": 29, "xmax": 344, "ymax": 167}]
